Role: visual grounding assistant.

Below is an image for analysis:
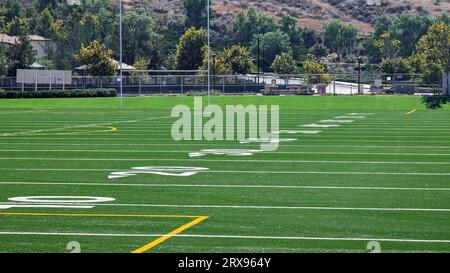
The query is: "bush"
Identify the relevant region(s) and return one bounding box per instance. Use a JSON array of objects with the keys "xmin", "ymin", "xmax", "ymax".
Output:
[{"xmin": 0, "ymin": 88, "xmax": 117, "ymax": 99}]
